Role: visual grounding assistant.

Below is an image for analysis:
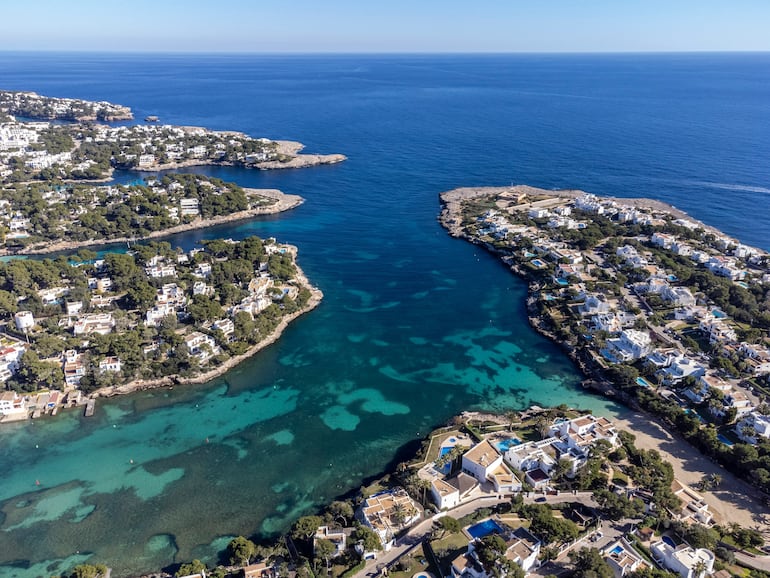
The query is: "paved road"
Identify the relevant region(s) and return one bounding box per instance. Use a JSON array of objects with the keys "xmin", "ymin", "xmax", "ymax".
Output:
[
  {"xmin": 734, "ymin": 552, "xmax": 770, "ymax": 573},
  {"xmin": 351, "ymin": 490, "xmax": 600, "ymax": 578}
]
